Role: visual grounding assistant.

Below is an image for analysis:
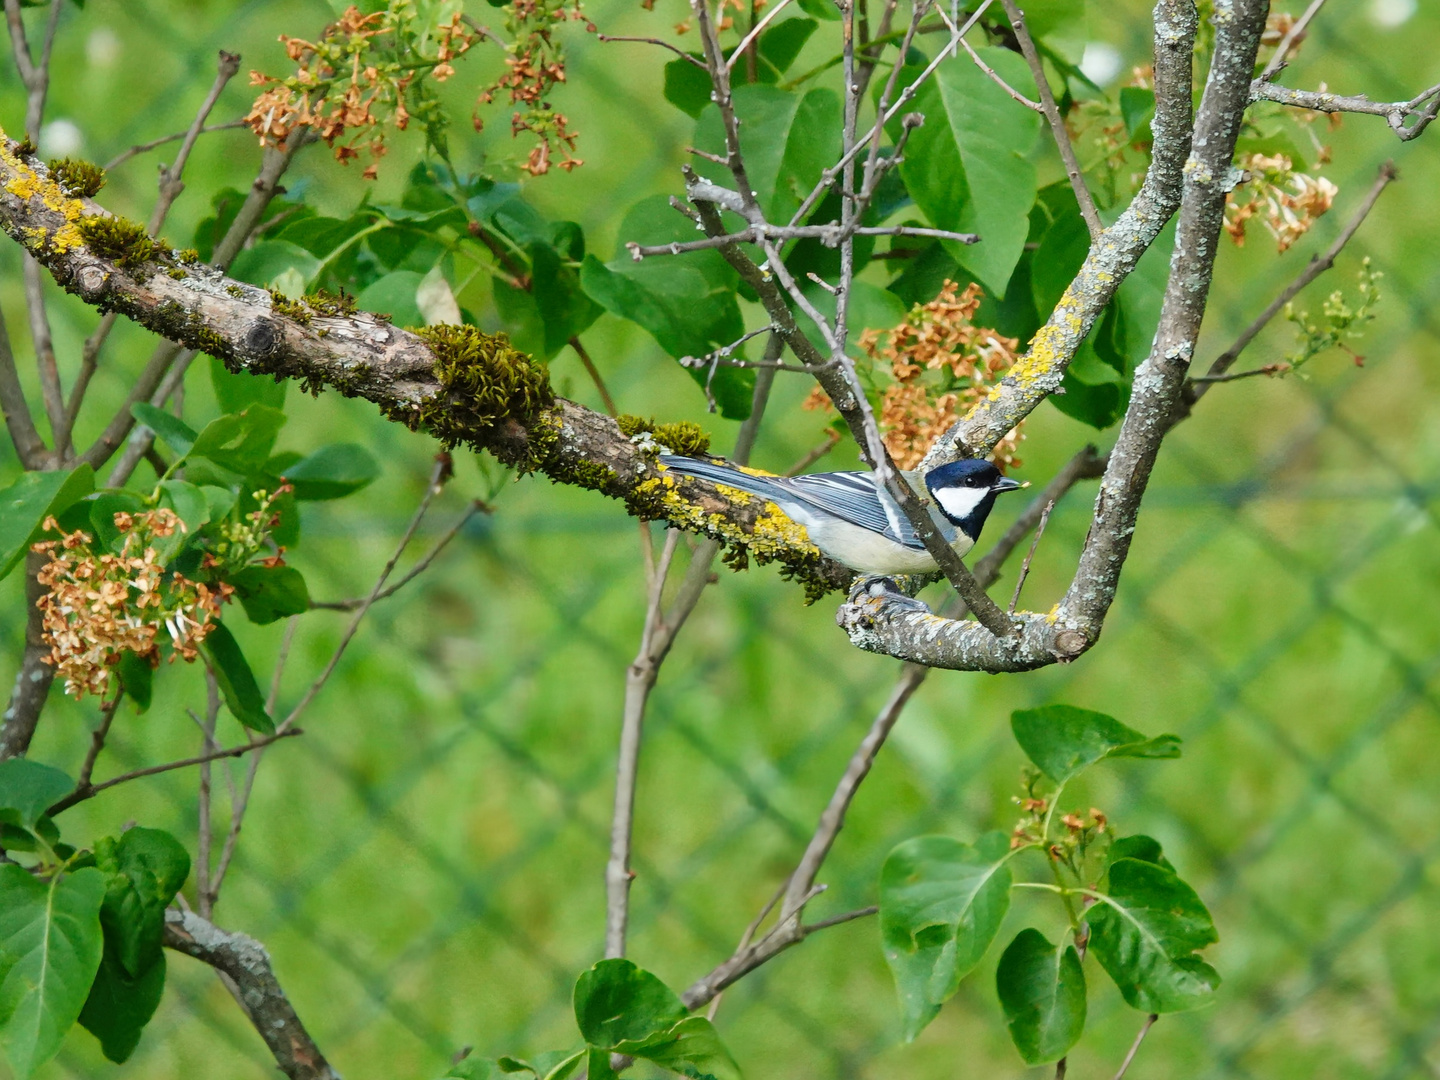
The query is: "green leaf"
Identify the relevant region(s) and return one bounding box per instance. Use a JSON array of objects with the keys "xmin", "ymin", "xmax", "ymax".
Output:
[
  {"xmin": 995, "ymin": 929, "xmax": 1086, "ymax": 1064},
  {"xmin": 229, "ymin": 565, "xmax": 310, "ymax": 624},
  {"xmin": 191, "ymin": 405, "xmax": 287, "ymax": 473},
  {"xmin": 116, "ymin": 653, "xmax": 153, "ymax": 714},
  {"xmin": 900, "ymin": 48, "xmax": 1042, "ymax": 297},
  {"xmin": 357, "ymin": 270, "xmax": 426, "ymax": 328},
  {"xmin": 0, "ymin": 865, "xmax": 106, "ymax": 1080},
  {"xmin": 157, "ymin": 480, "xmax": 211, "ymax": 559},
  {"xmin": 77, "ymin": 949, "xmax": 164, "ymax": 1063},
  {"xmin": 130, "ymin": 403, "xmax": 198, "ymax": 459},
  {"xmin": 1031, "ymin": 202, "xmax": 1090, "ymax": 321},
  {"xmin": 573, "ymin": 959, "xmax": 686, "ymax": 1049},
  {"xmin": 200, "ymin": 622, "xmax": 273, "ymax": 733},
  {"xmin": 694, "ymin": 85, "xmax": 840, "ymax": 223},
  {"xmin": 878, "ymin": 832, "xmax": 1012, "ymax": 1040},
  {"xmin": 585, "ymin": 1047, "xmax": 619, "ymax": 1080},
  {"xmin": 0, "ymin": 466, "xmax": 96, "ymax": 581},
  {"xmin": 1087, "ymin": 857, "xmax": 1220, "ymax": 1013},
  {"xmin": 530, "ymin": 227, "xmax": 602, "ymax": 358},
  {"xmin": 1108, "ymin": 834, "xmax": 1174, "ymax": 872},
  {"xmin": 664, "ymin": 56, "xmax": 713, "ymax": 118},
  {"xmin": 281, "ymin": 443, "xmax": 381, "ymax": 500},
  {"xmin": 0, "ymin": 761, "xmax": 73, "ymax": 832},
  {"xmin": 1120, "ymin": 87, "xmax": 1156, "ymax": 142},
  {"xmin": 92, "ymin": 827, "xmax": 190, "ymax": 979},
  {"xmin": 796, "ymin": 0, "xmax": 840, "ymax": 20},
  {"xmin": 210, "ymin": 355, "xmax": 287, "ymax": 413},
  {"xmin": 228, "ymin": 240, "xmax": 322, "ymax": 294},
  {"xmin": 1010, "ymin": 705, "xmax": 1181, "ymax": 785},
  {"xmin": 620, "ymin": 1016, "xmax": 741, "ymax": 1080},
  {"xmin": 88, "ymin": 491, "xmax": 145, "ymax": 552},
  {"xmin": 752, "ymin": 18, "xmax": 817, "ymax": 82}
]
